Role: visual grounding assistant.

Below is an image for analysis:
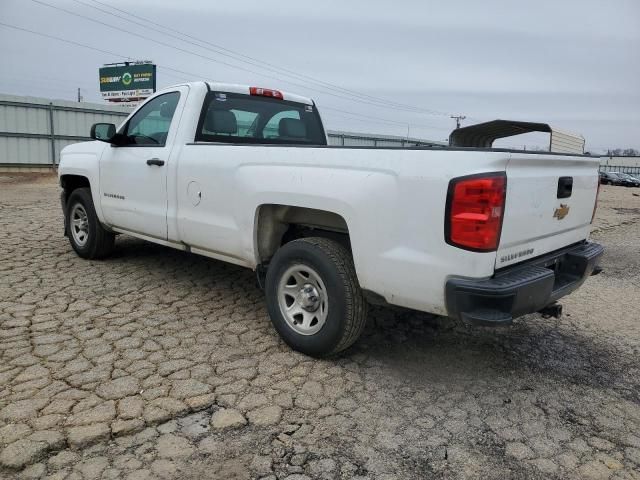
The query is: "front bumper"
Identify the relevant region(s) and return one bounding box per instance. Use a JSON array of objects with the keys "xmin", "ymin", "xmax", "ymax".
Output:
[{"xmin": 446, "ymin": 241, "xmax": 604, "ymax": 326}]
